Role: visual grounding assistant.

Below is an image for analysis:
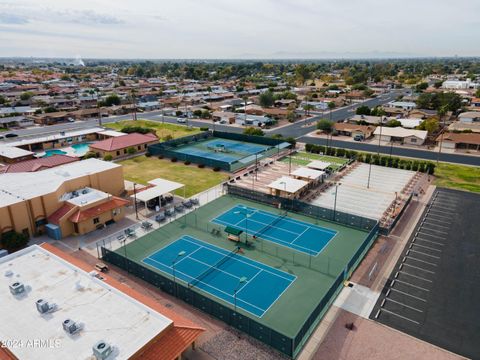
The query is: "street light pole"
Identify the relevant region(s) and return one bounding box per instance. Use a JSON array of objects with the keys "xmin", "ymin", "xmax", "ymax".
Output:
[
  {"xmin": 333, "ymin": 182, "xmax": 341, "ymax": 221},
  {"xmin": 133, "ymin": 182, "xmax": 139, "ymax": 220}
]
